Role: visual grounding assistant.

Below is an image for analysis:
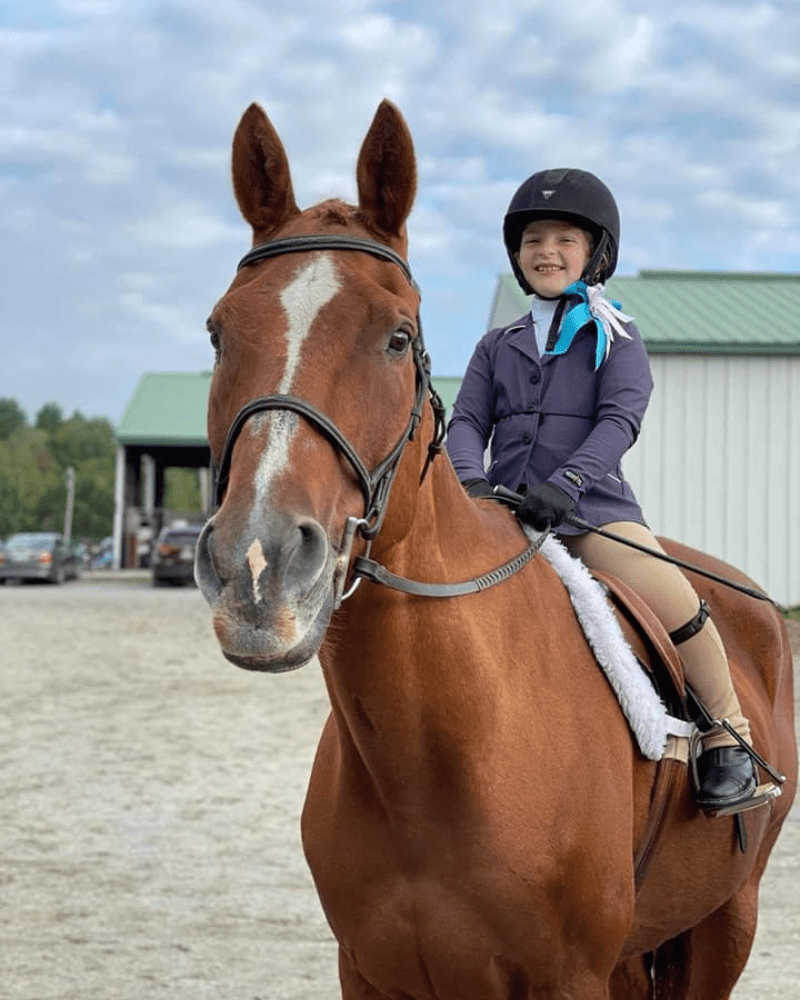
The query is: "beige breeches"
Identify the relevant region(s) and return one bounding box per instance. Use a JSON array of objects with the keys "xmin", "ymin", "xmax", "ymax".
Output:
[{"xmin": 563, "ymin": 521, "xmax": 750, "ymax": 749}]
